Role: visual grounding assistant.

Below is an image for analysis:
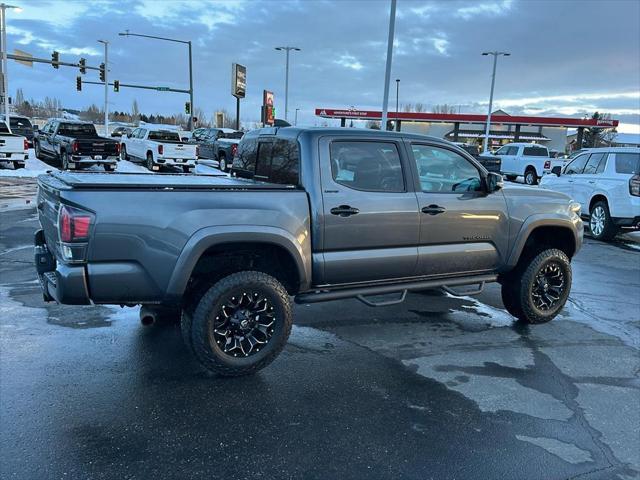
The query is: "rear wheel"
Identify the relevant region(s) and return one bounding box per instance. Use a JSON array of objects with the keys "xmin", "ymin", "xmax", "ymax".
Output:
[
  {"xmin": 61, "ymin": 151, "xmax": 70, "ymax": 170},
  {"xmin": 505, "ymin": 174, "xmax": 517, "ymax": 182},
  {"xmin": 501, "ymin": 248, "xmax": 571, "ymax": 324},
  {"xmin": 189, "ymin": 271, "xmax": 293, "ymax": 376},
  {"xmin": 12, "ymin": 161, "xmax": 25, "ymax": 170},
  {"xmin": 219, "ymin": 155, "xmax": 227, "ymax": 172},
  {"xmin": 589, "ymin": 200, "xmax": 618, "ymax": 241},
  {"xmin": 120, "ymin": 145, "xmax": 129, "ymax": 161},
  {"xmin": 104, "ymin": 164, "xmax": 115, "ymax": 172},
  {"xmin": 146, "ymin": 152, "xmax": 155, "ymax": 171},
  {"xmin": 34, "ymin": 141, "xmax": 44, "ymax": 160},
  {"xmin": 524, "ymin": 167, "xmax": 538, "ymax": 185},
  {"xmin": 182, "ymin": 165, "xmax": 192, "ymax": 174}
]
